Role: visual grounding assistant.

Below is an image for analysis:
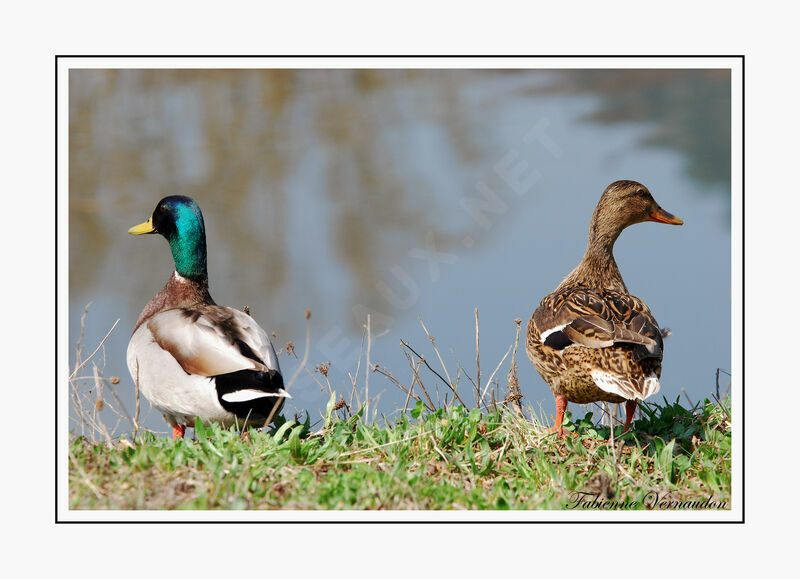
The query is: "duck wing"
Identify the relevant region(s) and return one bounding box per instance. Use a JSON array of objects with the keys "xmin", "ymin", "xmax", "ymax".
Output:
[
  {"xmin": 534, "ymin": 288, "xmax": 663, "ymax": 360},
  {"xmin": 147, "ymin": 305, "xmax": 281, "ymax": 377}
]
